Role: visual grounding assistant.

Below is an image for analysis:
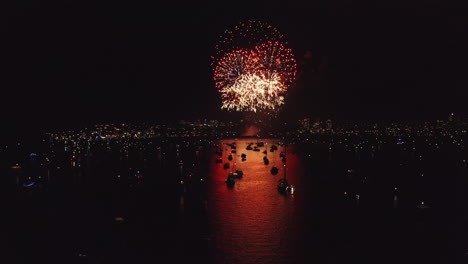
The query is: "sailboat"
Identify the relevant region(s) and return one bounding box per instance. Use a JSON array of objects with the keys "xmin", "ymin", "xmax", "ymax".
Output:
[
  {"xmin": 225, "ymin": 149, "xmax": 235, "ymax": 186},
  {"xmin": 277, "ymin": 145, "xmax": 295, "ymax": 194},
  {"xmin": 232, "ymin": 139, "xmax": 243, "ymax": 178},
  {"xmin": 271, "ymin": 144, "xmax": 278, "ymax": 174},
  {"xmin": 277, "ymin": 164, "xmax": 289, "ymax": 193},
  {"xmin": 231, "ymin": 144, "xmax": 245, "ymax": 179},
  {"xmin": 230, "ymin": 161, "xmax": 243, "ymax": 179},
  {"xmin": 225, "ymin": 173, "xmax": 235, "ymax": 187}
]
